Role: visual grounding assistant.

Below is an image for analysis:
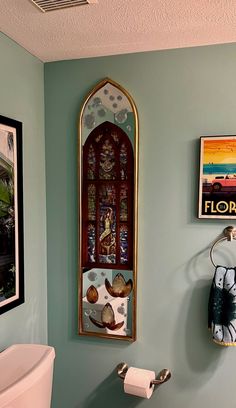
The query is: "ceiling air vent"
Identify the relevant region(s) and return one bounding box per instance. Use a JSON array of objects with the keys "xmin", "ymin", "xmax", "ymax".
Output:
[{"xmin": 30, "ymin": 0, "xmax": 97, "ymax": 12}]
